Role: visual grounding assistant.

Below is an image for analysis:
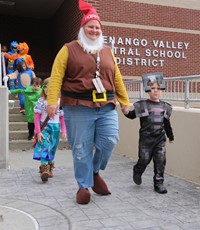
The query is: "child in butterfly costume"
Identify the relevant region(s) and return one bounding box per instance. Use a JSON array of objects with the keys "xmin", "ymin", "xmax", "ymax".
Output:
[
  {"xmin": 33, "ymin": 78, "xmax": 67, "ymax": 182},
  {"xmin": 125, "ymin": 73, "xmax": 174, "ymax": 194}
]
